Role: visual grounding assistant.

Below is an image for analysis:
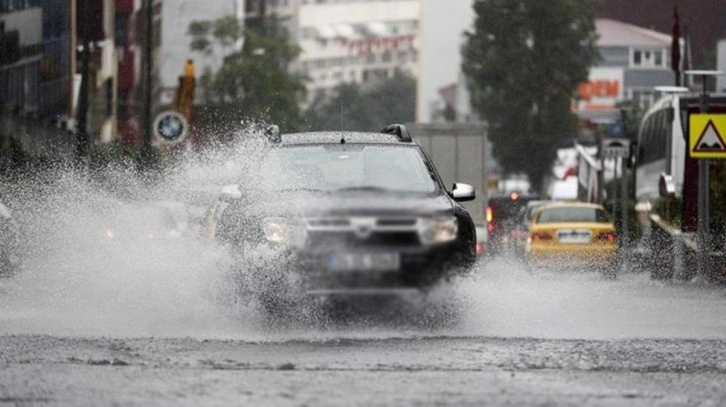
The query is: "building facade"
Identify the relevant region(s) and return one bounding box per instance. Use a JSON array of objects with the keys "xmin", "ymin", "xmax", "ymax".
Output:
[
  {"xmin": 1, "ymin": 0, "xmax": 77, "ymax": 158},
  {"xmin": 289, "ymin": 0, "xmax": 420, "ymax": 103},
  {"xmin": 116, "ymin": 0, "xmax": 162, "ymax": 146},
  {"xmin": 575, "ymin": 18, "xmax": 679, "ymax": 121},
  {"xmin": 1, "ymin": 0, "xmax": 44, "ymax": 118}
]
